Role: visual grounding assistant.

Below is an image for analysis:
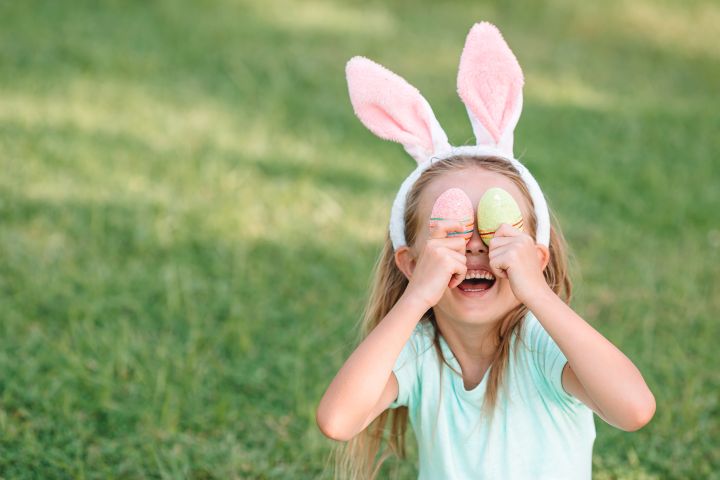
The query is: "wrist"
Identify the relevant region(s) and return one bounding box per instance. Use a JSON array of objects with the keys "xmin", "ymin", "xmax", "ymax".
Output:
[
  {"xmin": 522, "ymin": 284, "xmax": 557, "ymax": 311},
  {"xmin": 398, "ymin": 290, "xmax": 433, "ymax": 318}
]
